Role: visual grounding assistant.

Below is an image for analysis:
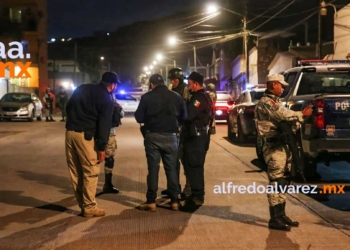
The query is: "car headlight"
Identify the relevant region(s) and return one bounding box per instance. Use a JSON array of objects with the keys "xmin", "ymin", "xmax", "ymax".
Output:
[{"xmin": 20, "ymin": 106, "xmax": 28, "ymax": 111}]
